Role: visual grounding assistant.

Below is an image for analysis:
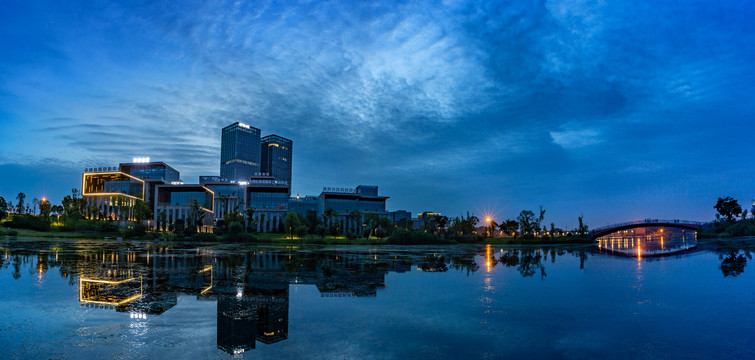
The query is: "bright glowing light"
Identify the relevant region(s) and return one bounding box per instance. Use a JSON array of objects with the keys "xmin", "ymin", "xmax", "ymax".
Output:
[
  {"xmin": 132, "ymin": 157, "xmax": 150, "ymax": 163},
  {"xmin": 486, "ymin": 217, "xmax": 491, "ymax": 223}
]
